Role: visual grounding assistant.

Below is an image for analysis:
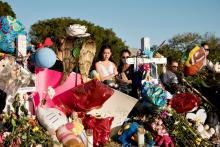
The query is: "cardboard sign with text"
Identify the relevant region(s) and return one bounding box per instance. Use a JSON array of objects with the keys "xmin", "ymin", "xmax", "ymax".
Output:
[{"xmin": 88, "ymin": 89, "xmax": 138, "ymax": 129}]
